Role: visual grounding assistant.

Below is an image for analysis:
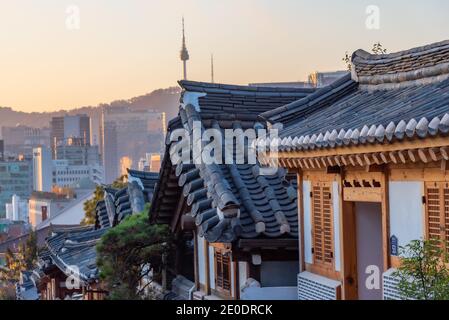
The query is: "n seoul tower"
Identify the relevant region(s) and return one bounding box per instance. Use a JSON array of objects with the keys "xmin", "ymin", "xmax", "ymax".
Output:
[{"xmin": 180, "ymin": 17, "xmax": 190, "ymax": 80}]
